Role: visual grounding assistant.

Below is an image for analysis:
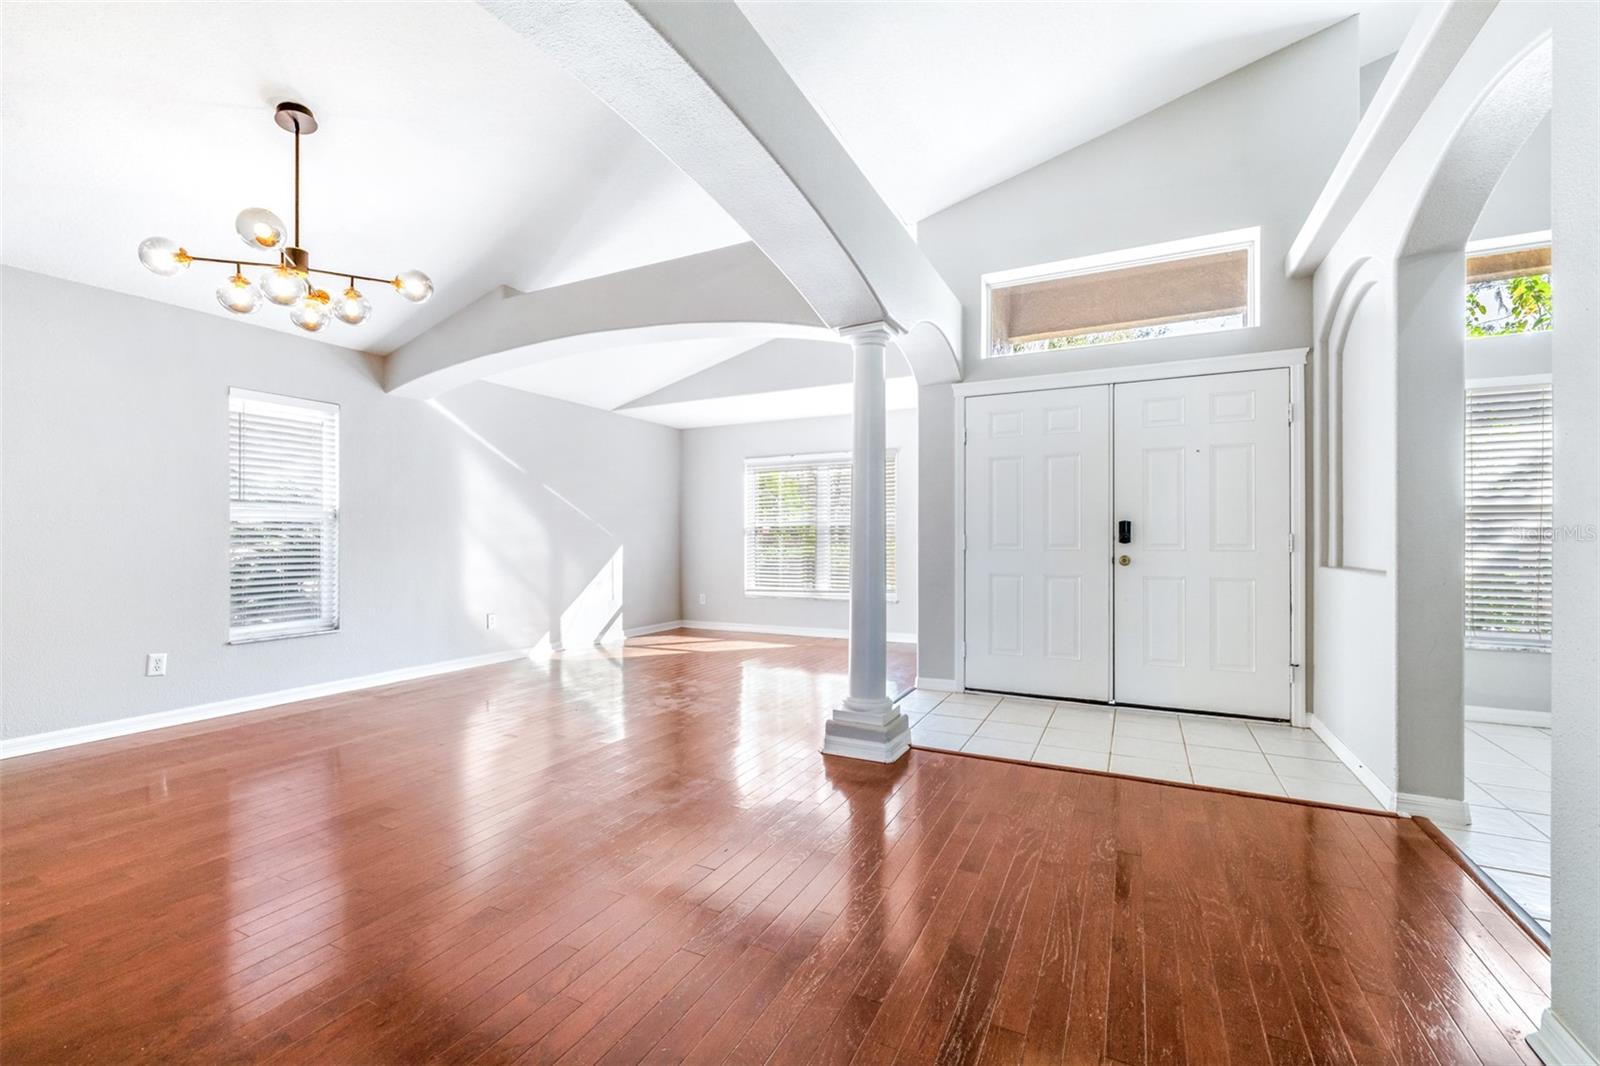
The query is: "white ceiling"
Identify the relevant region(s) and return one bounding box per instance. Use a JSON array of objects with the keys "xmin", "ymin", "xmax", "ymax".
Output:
[
  {"xmin": 487, "ymin": 337, "xmax": 770, "ymax": 413},
  {"xmin": 741, "ymin": 1, "xmax": 1421, "ymax": 222},
  {"xmin": 0, "ymin": 1, "xmax": 748, "ymax": 354}
]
